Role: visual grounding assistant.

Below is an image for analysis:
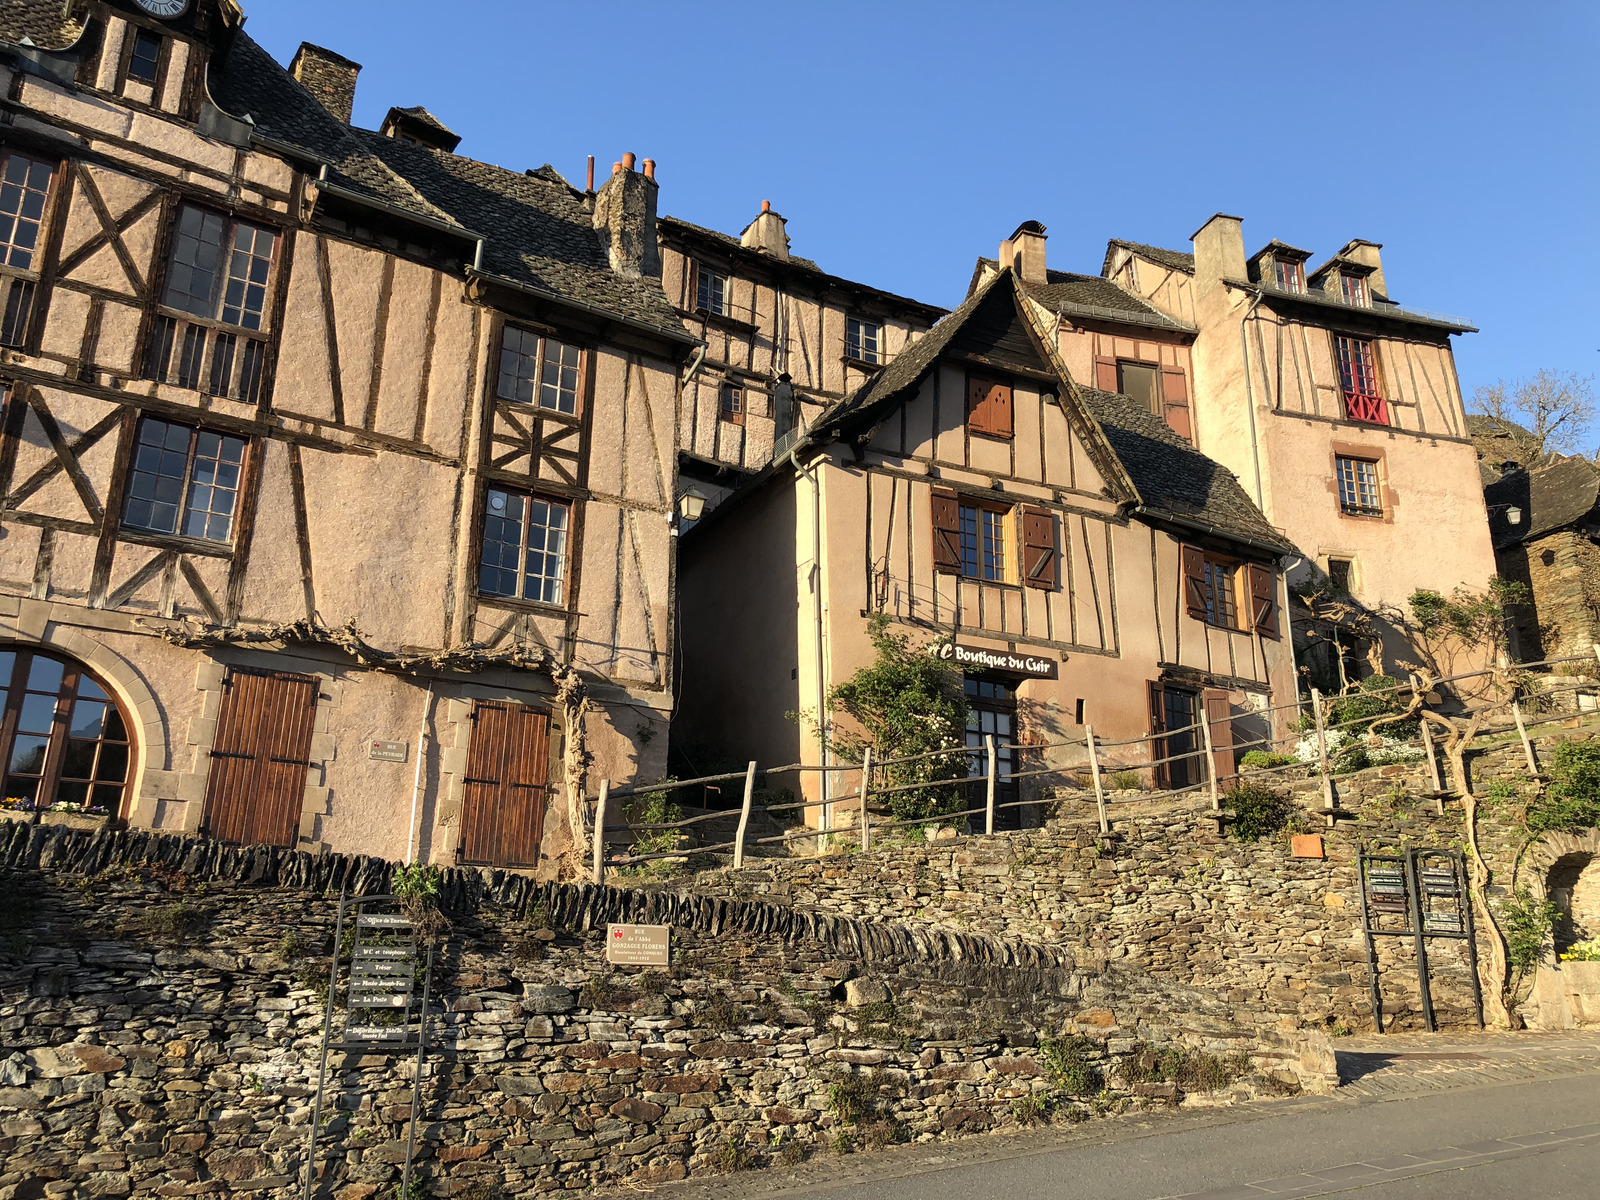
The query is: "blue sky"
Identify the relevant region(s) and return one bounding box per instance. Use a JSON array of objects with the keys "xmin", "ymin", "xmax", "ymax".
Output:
[{"xmin": 245, "ymin": 1, "xmax": 1597, "ymax": 432}]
